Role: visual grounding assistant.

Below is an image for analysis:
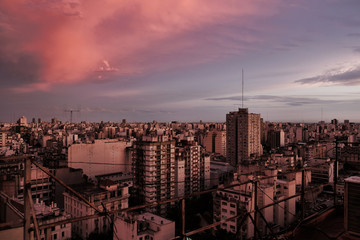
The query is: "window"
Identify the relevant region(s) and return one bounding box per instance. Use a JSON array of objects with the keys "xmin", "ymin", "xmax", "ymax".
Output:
[
  {"xmin": 62, "ymin": 232, "xmax": 64, "ymax": 237},
  {"xmin": 53, "ymin": 234, "xmax": 57, "ymax": 240},
  {"xmin": 51, "ymin": 227, "xmax": 55, "ymax": 231}
]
